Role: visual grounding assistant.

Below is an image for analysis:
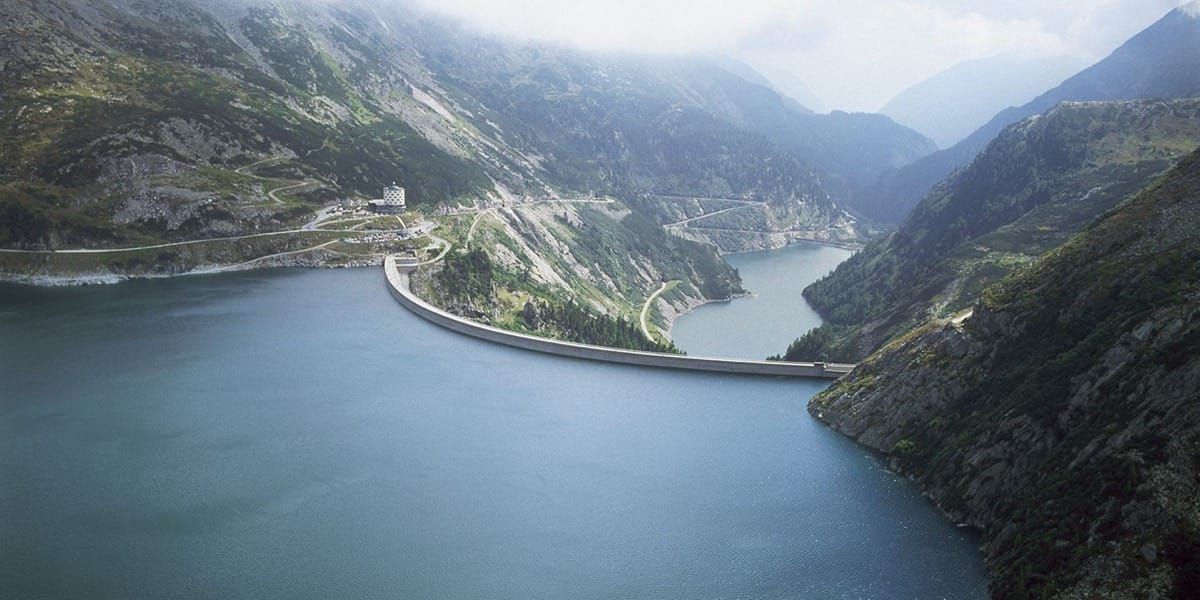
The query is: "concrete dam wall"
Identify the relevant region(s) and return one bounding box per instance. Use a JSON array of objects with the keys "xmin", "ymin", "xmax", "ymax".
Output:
[{"xmin": 384, "ymin": 256, "xmax": 852, "ymax": 379}]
